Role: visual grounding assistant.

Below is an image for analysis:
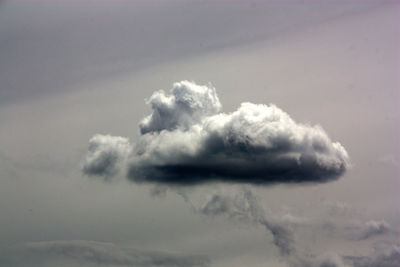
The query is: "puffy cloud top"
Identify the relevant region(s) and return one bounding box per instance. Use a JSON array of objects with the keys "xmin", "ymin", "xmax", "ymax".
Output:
[
  {"xmin": 139, "ymin": 81, "xmax": 221, "ymax": 134},
  {"xmin": 84, "ymin": 81, "xmax": 349, "ymax": 185}
]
